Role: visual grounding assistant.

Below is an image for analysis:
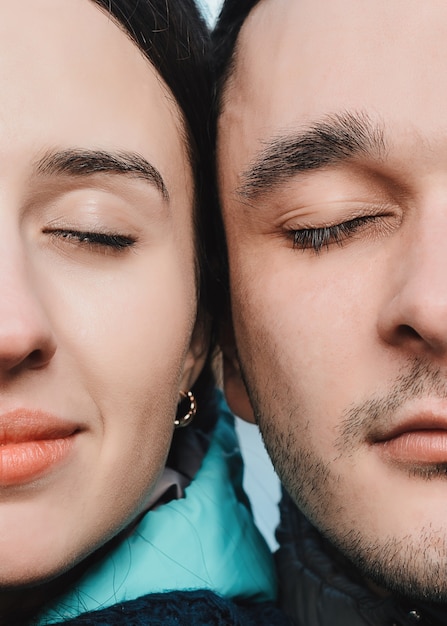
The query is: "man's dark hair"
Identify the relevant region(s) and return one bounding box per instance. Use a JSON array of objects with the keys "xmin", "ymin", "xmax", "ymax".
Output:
[
  {"xmin": 92, "ymin": 0, "xmax": 219, "ymax": 426},
  {"xmin": 210, "ymin": 0, "xmax": 262, "ymax": 320},
  {"xmin": 213, "ymin": 0, "xmax": 262, "ymax": 111}
]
